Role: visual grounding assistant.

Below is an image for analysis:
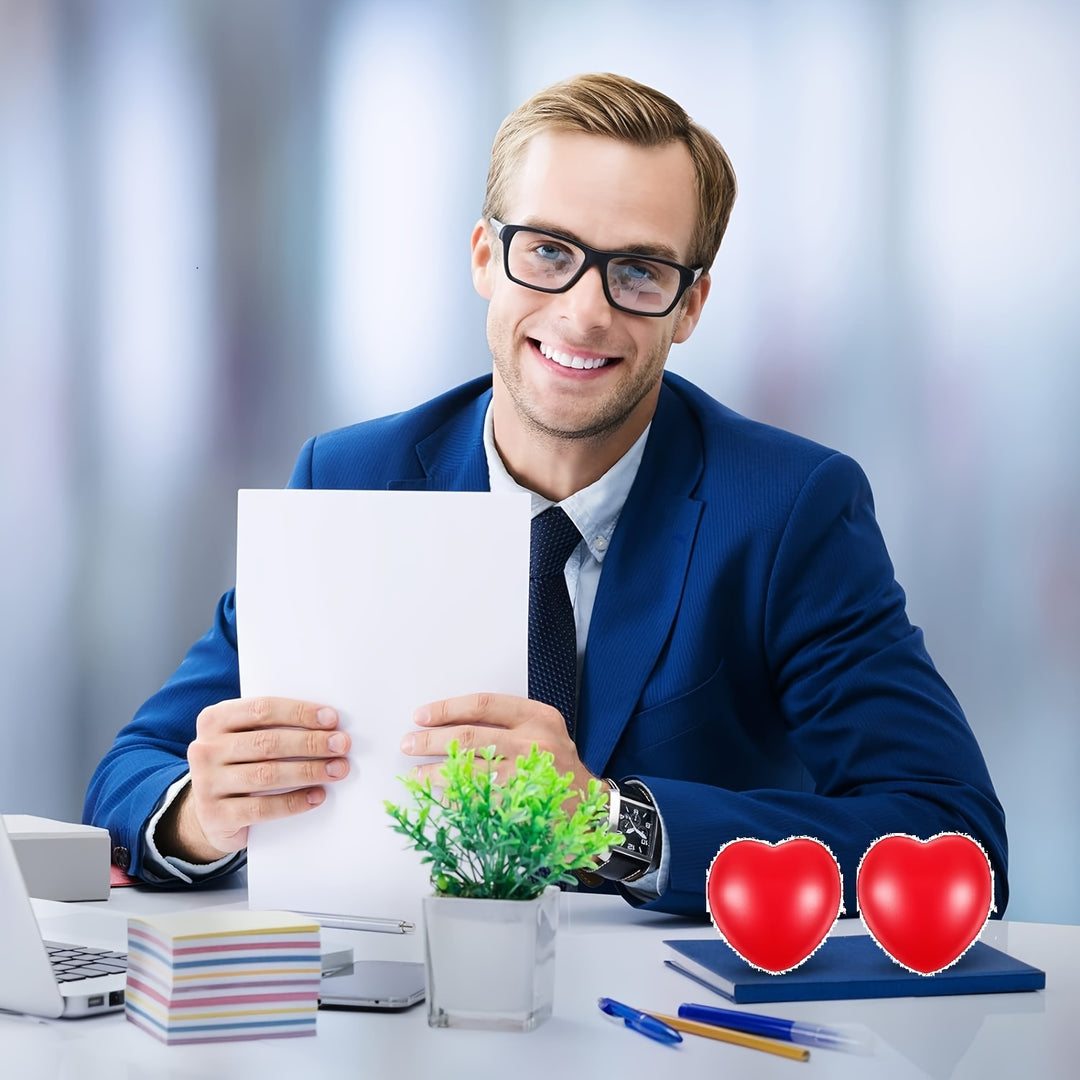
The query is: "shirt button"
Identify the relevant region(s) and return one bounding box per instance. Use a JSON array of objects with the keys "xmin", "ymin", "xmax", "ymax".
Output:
[{"xmin": 593, "ymin": 536, "xmax": 608, "ymax": 552}]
